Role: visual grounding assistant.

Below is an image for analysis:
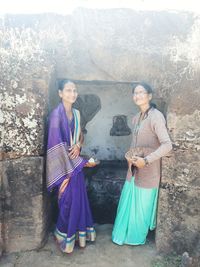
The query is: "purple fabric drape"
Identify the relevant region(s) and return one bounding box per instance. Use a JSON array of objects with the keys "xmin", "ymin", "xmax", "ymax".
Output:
[
  {"xmin": 56, "ymin": 170, "xmax": 94, "ymax": 236},
  {"xmin": 46, "ymin": 102, "xmax": 87, "ymax": 191},
  {"xmin": 46, "ymin": 102, "xmax": 95, "ymax": 248}
]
